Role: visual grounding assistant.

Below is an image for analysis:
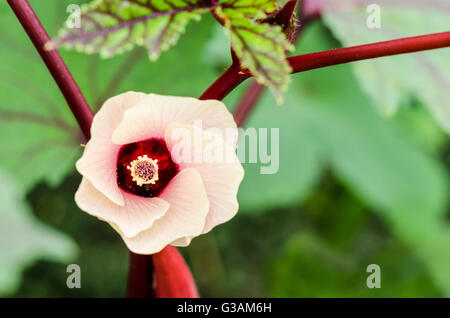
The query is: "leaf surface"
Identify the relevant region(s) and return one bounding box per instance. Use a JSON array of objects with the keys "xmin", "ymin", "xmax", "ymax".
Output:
[
  {"xmin": 0, "ymin": 171, "xmax": 77, "ymax": 295},
  {"xmin": 321, "ymin": 0, "xmax": 450, "ymax": 132},
  {"xmin": 218, "ymin": 0, "xmax": 294, "ymax": 101},
  {"xmin": 49, "ymin": 0, "xmax": 208, "ymax": 60}
]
